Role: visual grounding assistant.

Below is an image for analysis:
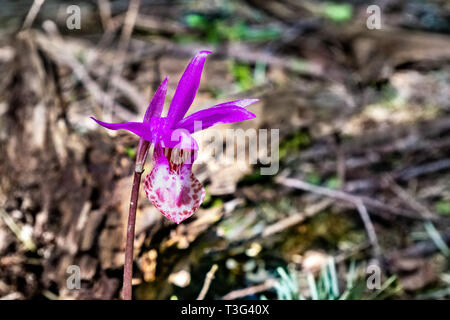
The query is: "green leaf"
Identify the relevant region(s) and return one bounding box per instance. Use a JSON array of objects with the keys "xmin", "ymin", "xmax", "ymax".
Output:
[
  {"xmin": 322, "ymin": 2, "xmax": 353, "ymax": 22},
  {"xmin": 306, "ymin": 172, "xmax": 321, "ymax": 185},
  {"xmin": 125, "ymin": 146, "xmax": 136, "ymax": 159},
  {"xmin": 326, "ymin": 177, "xmax": 341, "ymax": 190},
  {"xmin": 231, "ymin": 62, "xmax": 254, "ymax": 91},
  {"xmin": 424, "ymin": 221, "xmax": 450, "ymax": 257},
  {"xmin": 185, "ymin": 14, "xmax": 207, "ymax": 28},
  {"xmin": 435, "ymin": 201, "xmax": 450, "ymax": 215}
]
